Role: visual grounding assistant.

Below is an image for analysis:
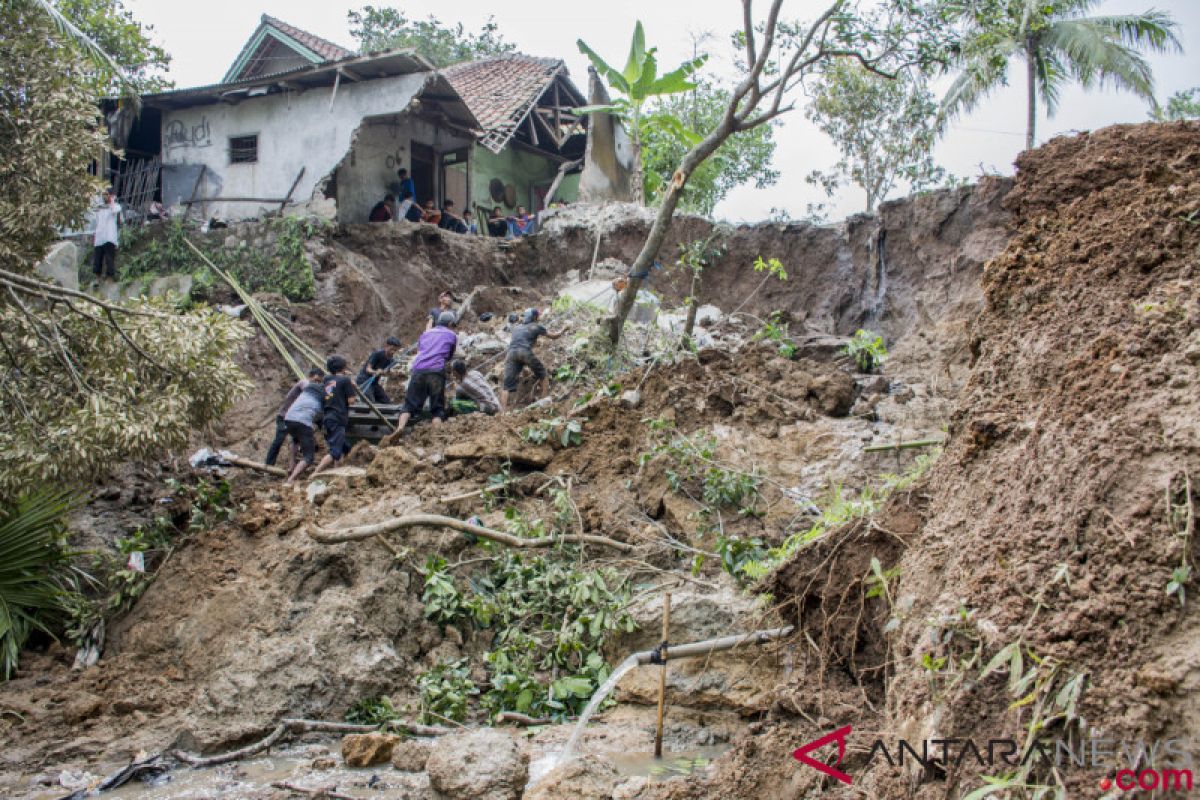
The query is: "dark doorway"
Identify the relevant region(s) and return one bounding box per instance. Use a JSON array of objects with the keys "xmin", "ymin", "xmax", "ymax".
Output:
[{"xmin": 411, "ymin": 143, "xmax": 435, "ymax": 204}]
